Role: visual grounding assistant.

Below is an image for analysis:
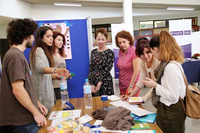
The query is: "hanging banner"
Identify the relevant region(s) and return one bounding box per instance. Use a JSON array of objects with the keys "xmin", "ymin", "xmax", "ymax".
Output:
[{"xmin": 169, "ymin": 19, "xmax": 192, "ymax": 58}]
